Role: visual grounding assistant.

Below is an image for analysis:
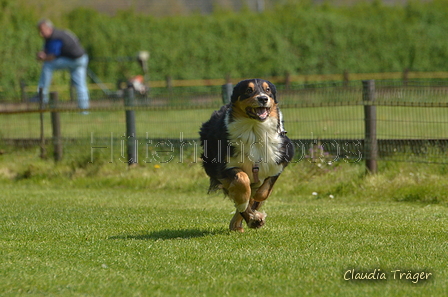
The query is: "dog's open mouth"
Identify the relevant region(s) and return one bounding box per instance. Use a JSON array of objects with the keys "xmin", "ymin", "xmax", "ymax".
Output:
[{"xmin": 246, "ymin": 107, "xmax": 271, "ymax": 120}]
